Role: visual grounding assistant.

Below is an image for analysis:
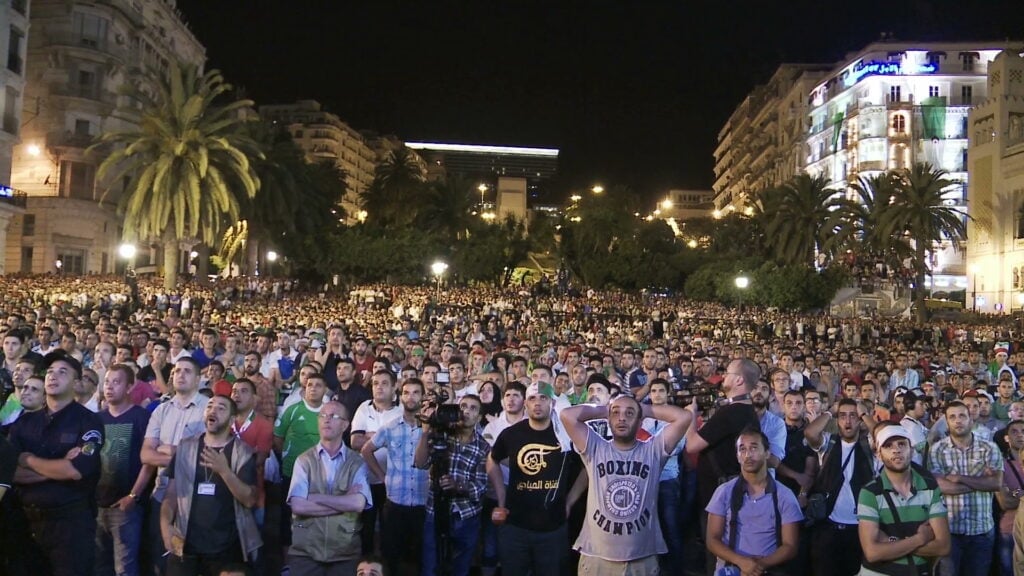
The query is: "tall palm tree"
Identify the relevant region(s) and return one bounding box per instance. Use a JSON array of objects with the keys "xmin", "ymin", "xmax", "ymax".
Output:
[
  {"xmin": 829, "ymin": 172, "xmax": 911, "ymax": 265},
  {"xmin": 361, "ymin": 146, "xmax": 426, "ymax": 230},
  {"xmin": 417, "ymin": 176, "xmax": 475, "ymax": 242},
  {"xmin": 93, "ymin": 62, "xmax": 261, "ymax": 289},
  {"xmin": 879, "ymin": 163, "xmax": 968, "ymax": 320},
  {"xmin": 762, "ymin": 173, "xmax": 842, "ymax": 266}
]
